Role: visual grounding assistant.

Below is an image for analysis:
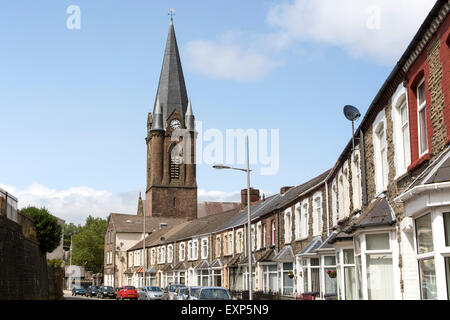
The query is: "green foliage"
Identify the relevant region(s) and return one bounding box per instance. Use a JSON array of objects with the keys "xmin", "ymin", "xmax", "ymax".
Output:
[
  {"xmin": 21, "ymin": 207, "xmax": 62, "ymax": 253},
  {"xmin": 63, "ymin": 222, "xmax": 81, "ymax": 250},
  {"xmin": 71, "ymin": 215, "xmax": 107, "ymax": 274},
  {"xmin": 47, "ymin": 258, "xmax": 63, "ymax": 270}
]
